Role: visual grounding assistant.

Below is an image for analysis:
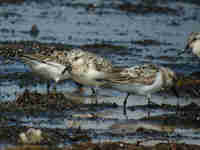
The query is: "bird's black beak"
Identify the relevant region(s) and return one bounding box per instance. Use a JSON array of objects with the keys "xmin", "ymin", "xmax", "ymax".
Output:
[
  {"xmin": 177, "ymin": 44, "xmax": 191, "ymax": 56},
  {"xmin": 177, "ymin": 49, "xmax": 185, "ymax": 56},
  {"xmin": 62, "ymin": 63, "xmax": 72, "ymax": 75},
  {"xmin": 170, "ymin": 75, "xmax": 180, "ymax": 98}
]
